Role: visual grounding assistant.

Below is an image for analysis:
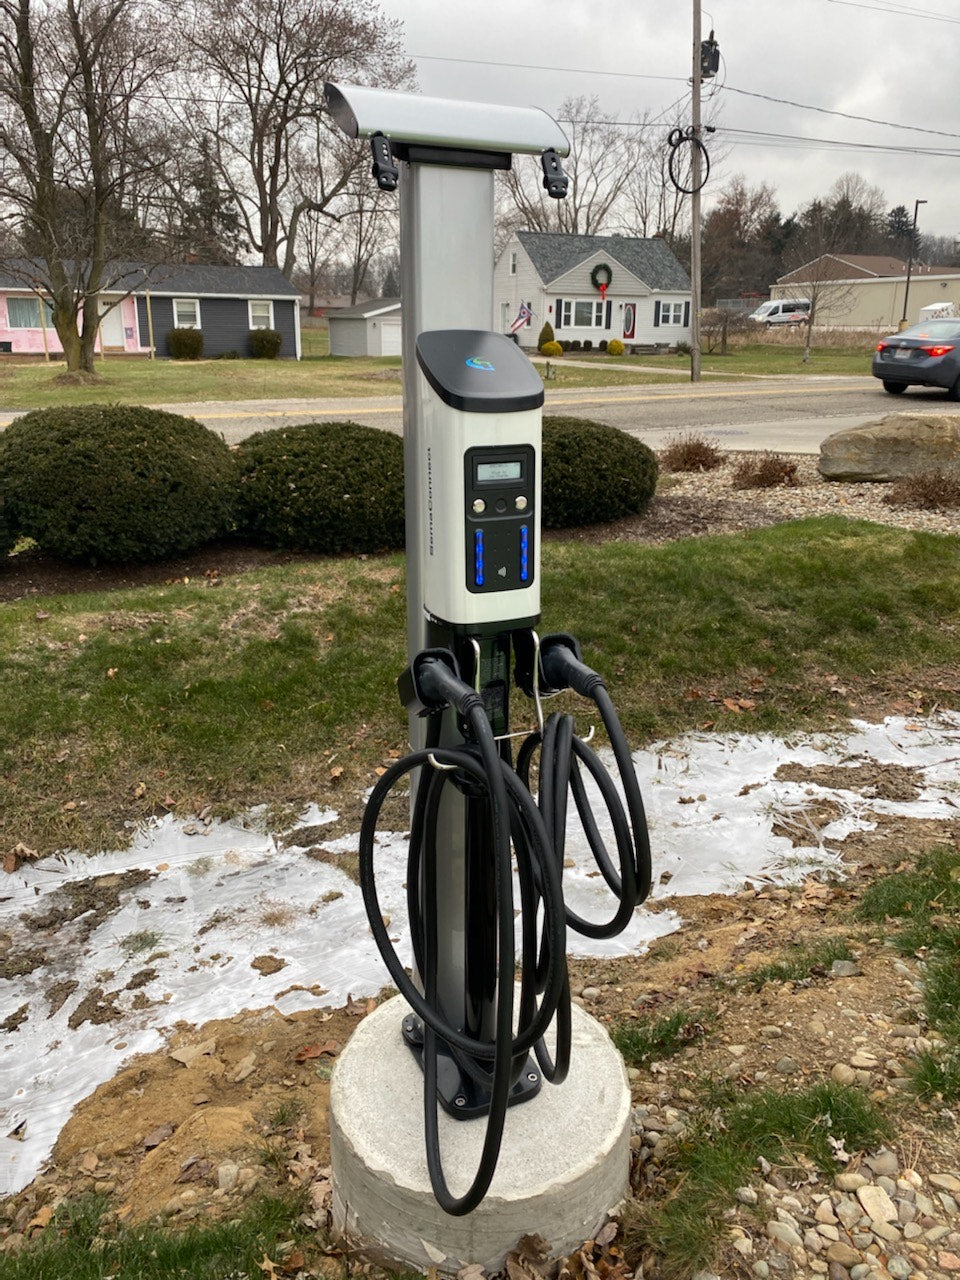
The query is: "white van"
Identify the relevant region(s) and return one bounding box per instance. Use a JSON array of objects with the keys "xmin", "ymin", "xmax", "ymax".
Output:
[{"xmin": 748, "ymin": 298, "xmax": 811, "ymax": 326}]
